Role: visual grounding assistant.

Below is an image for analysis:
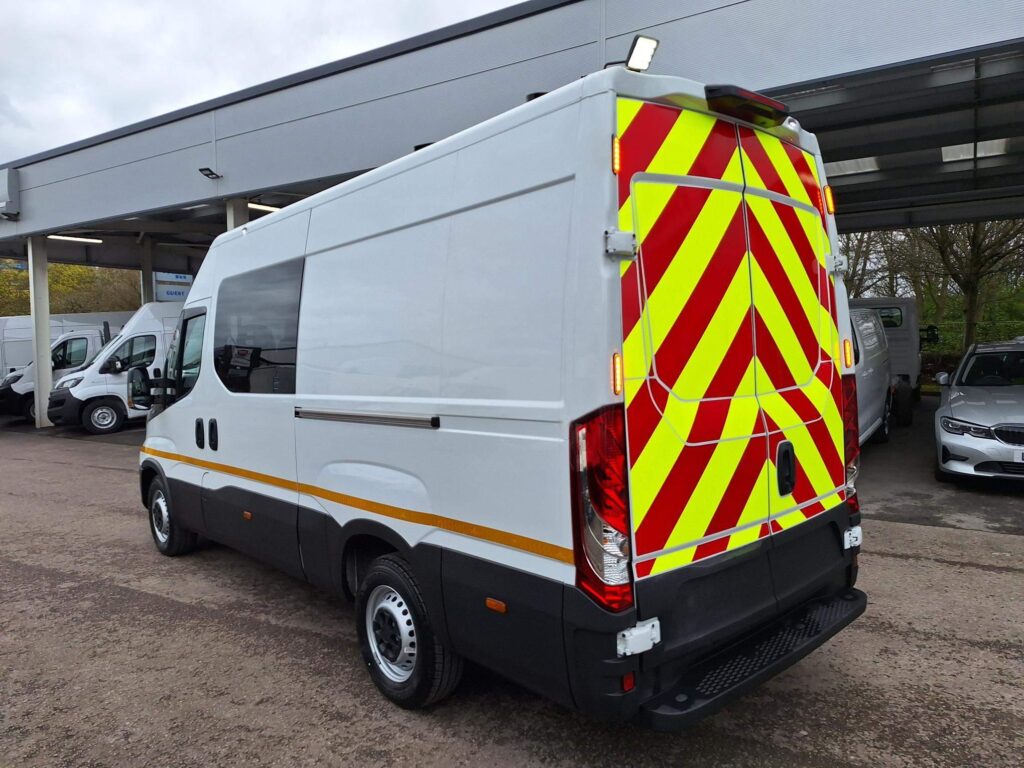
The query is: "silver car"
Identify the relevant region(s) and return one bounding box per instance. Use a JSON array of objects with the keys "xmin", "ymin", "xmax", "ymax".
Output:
[{"xmin": 935, "ymin": 340, "xmax": 1024, "ymax": 480}]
